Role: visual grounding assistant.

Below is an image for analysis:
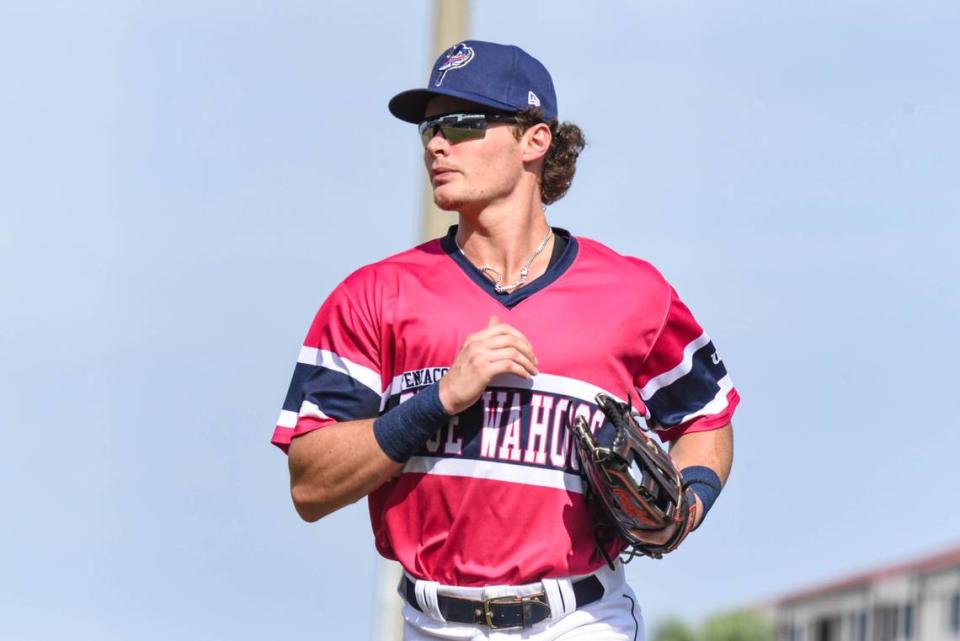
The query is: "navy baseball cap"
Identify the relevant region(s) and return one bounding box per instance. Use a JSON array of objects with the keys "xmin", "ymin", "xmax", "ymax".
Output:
[{"xmin": 388, "ymin": 40, "xmax": 558, "ymax": 124}]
